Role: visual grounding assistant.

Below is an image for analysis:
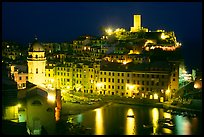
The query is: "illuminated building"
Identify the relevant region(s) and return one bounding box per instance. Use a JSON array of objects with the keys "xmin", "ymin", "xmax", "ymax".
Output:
[
  {"xmin": 44, "ymin": 58, "xmax": 179, "ymax": 101},
  {"xmin": 2, "ymin": 62, "xmax": 28, "ymax": 135},
  {"xmin": 130, "ymin": 15, "xmax": 141, "ymax": 32},
  {"xmin": 17, "ymin": 85, "xmax": 56, "ymax": 135},
  {"xmin": 9, "ymin": 64, "xmax": 28, "ymax": 90},
  {"xmin": 2, "ymin": 41, "xmax": 22, "ymax": 60},
  {"xmin": 103, "ymin": 53, "xmax": 149, "ymax": 64},
  {"xmin": 13, "ymin": 14, "xmax": 182, "ymax": 102},
  {"xmin": 169, "ymin": 61, "xmax": 180, "ymax": 91},
  {"xmin": 45, "ymin": 63, "xmax": 56, "ymax": 89},
  {"xmin": 97, "ymin": 61, "xmax": 178, "ymax": 100},
  {"xmin": 23, "ymin": 38, "xmax": 60, "ymax": 135},
  {"xmin": 193, "ymin": 70, "xmax": 202, "ymax": 89},
  {"xmin": 48, "ymin": 62, "xmax": 100, "ymax": 94},
  {"xmin": 27, "ymin": 37, "xmax": 46, "ymax": 87},
  {"xmin": 2, "ymin": 64, "xmax": 19, "ymax": 122}
]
